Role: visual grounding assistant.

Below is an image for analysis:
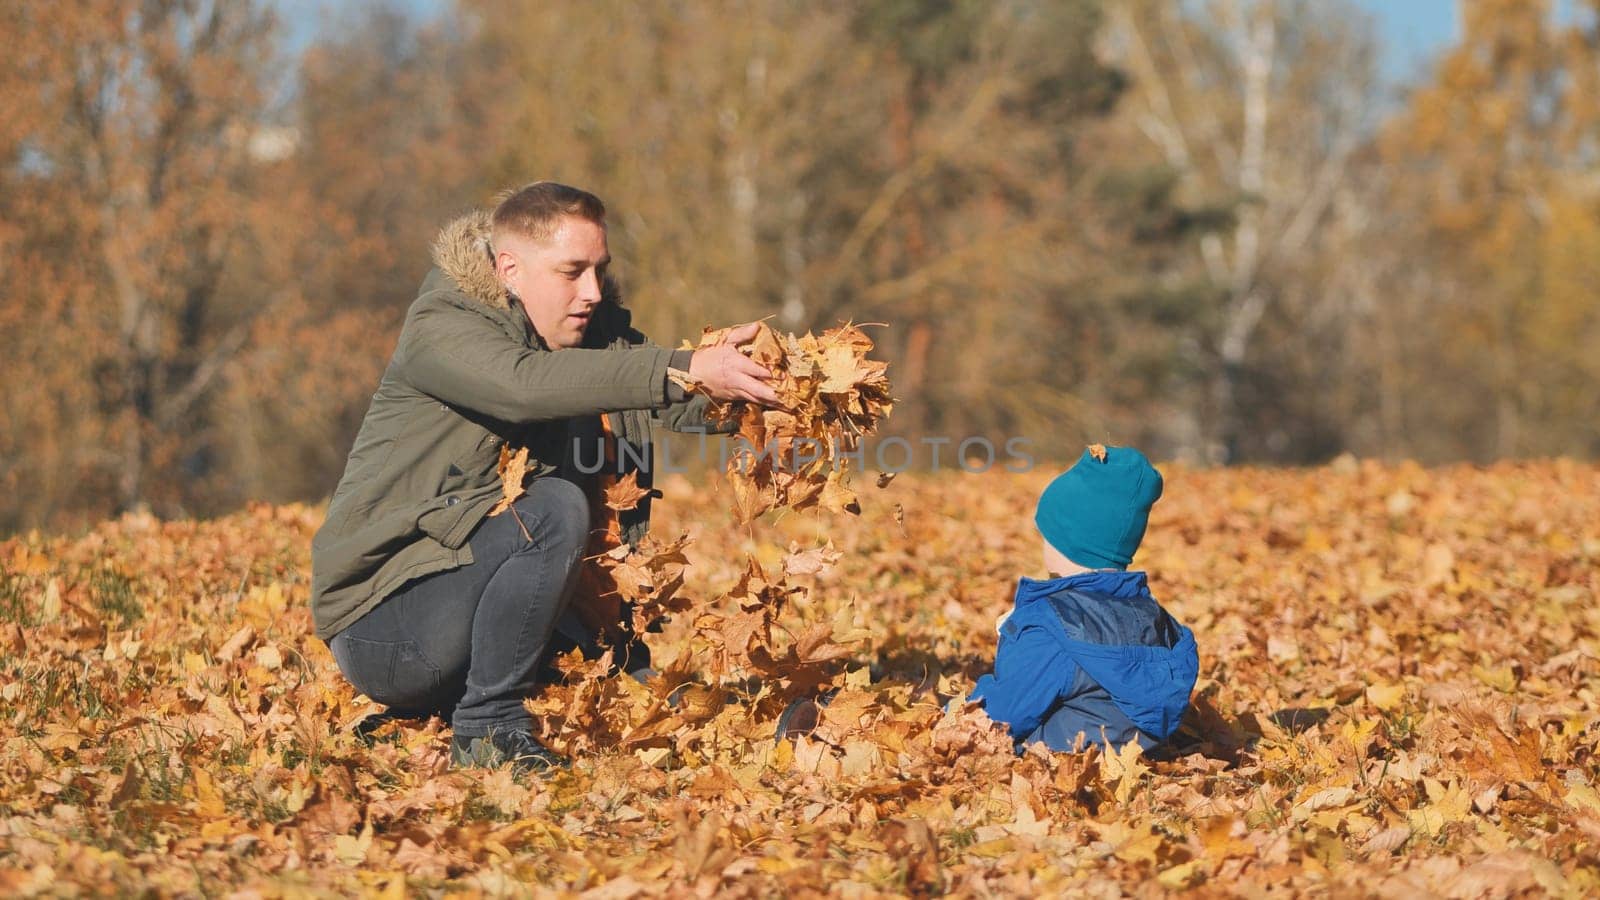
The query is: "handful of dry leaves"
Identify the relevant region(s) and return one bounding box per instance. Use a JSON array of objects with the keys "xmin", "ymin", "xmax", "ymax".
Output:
[
  {"xmin": 521, "ymin": 321, "xmax": 890, "ymax": 755},
  {"xmin": 683, "ymin": 321, "xmax": 893, "ymax": 522}
]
